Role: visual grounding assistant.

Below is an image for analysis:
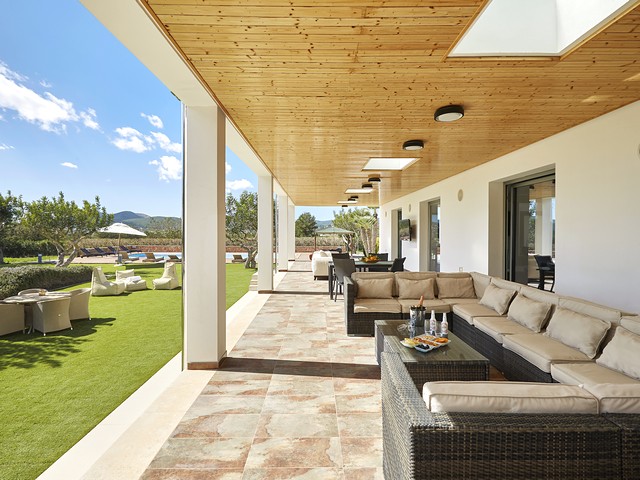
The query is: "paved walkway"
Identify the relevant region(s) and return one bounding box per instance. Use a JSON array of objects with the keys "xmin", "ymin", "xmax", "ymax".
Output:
[{"xmin": 141, "ymin": 256, "xmax": 383, "ymax": 479}]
